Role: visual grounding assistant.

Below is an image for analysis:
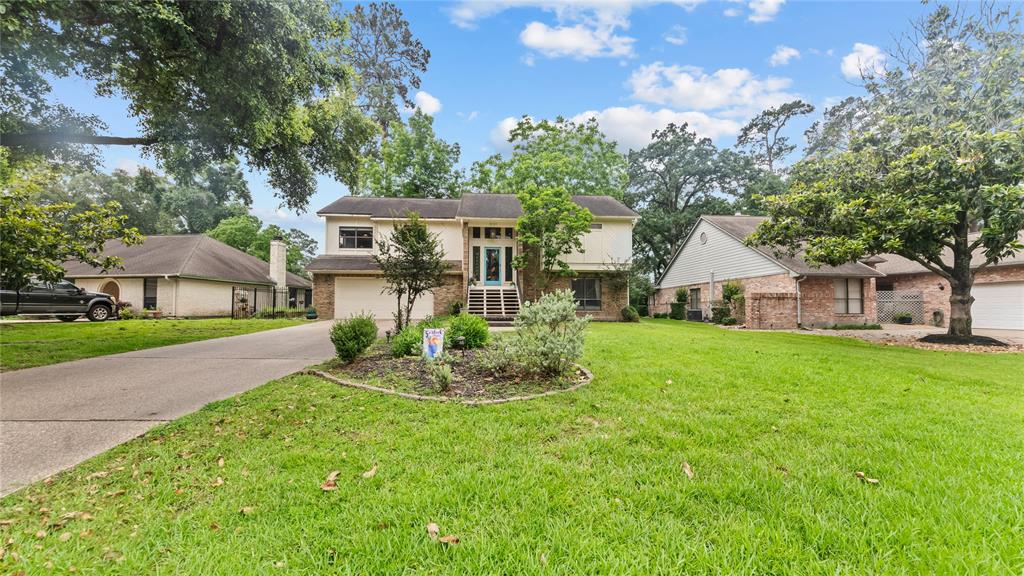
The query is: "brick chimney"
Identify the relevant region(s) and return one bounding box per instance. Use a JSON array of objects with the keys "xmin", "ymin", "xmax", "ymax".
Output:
[{"xmin": 269, "ymin": 237, "xmax": 287, "ymax": 289}]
